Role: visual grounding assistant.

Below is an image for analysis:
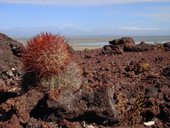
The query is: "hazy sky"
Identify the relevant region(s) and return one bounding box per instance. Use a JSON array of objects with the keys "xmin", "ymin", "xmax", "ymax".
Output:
[{"xmin": 0, "ymin": 0, "xmax": 170, "ymax": 37}]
